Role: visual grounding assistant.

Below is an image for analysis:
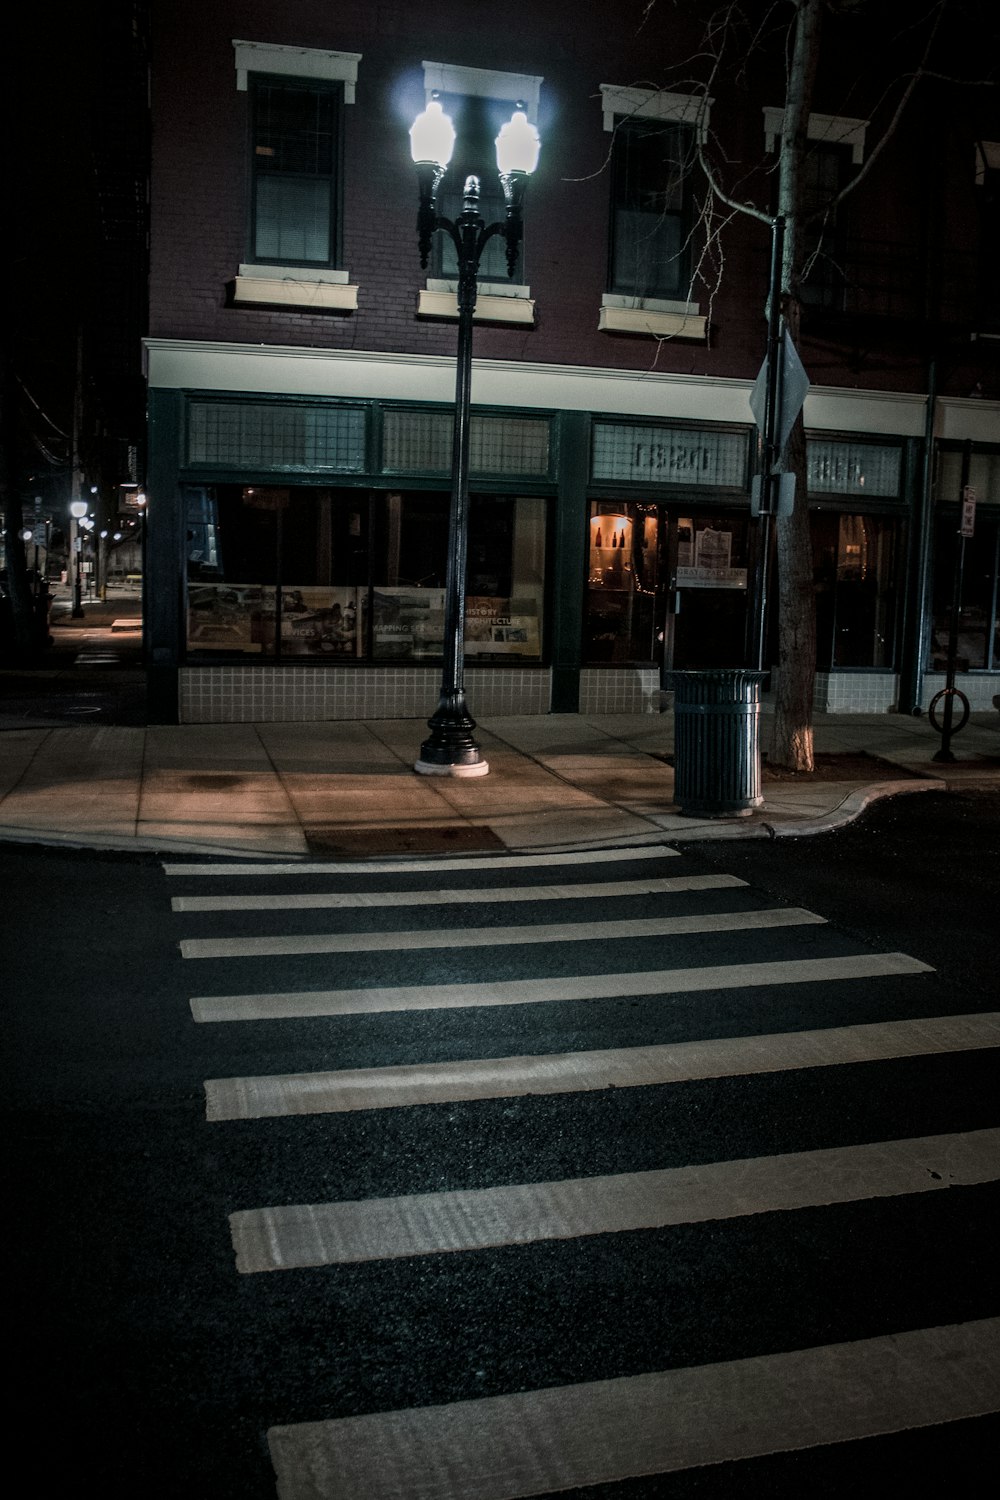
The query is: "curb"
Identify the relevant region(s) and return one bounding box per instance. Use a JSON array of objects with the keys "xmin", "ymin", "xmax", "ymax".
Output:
[
  {"xmin": 762, "ymin": 778, "xmax": 948, "ymax": 839},
  {"xmin": 0, "ymin": 777, "xmax": 958, "ymax": 860}
]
